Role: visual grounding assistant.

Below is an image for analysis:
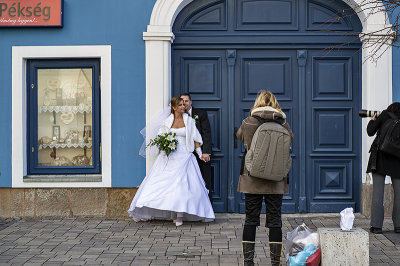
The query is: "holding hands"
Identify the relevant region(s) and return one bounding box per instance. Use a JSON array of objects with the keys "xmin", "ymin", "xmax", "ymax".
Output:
[
  {"xmin": 195, "ymin": 146, "xmax": 211, "ymax": 162},
  {"xmin": 201, "ymin": 153, "xmax": 211, "ymax": 162}
]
